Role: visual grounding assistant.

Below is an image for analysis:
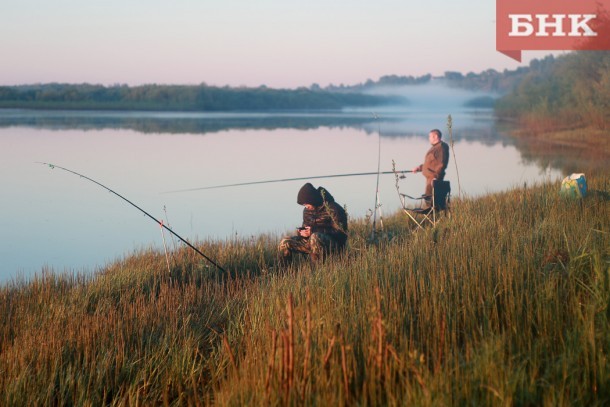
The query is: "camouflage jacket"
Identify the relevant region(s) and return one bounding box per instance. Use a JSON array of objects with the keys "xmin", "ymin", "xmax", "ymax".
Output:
[{"xmin": 302, "ymin": 189, "xmax": 348, "ymax": 246}]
